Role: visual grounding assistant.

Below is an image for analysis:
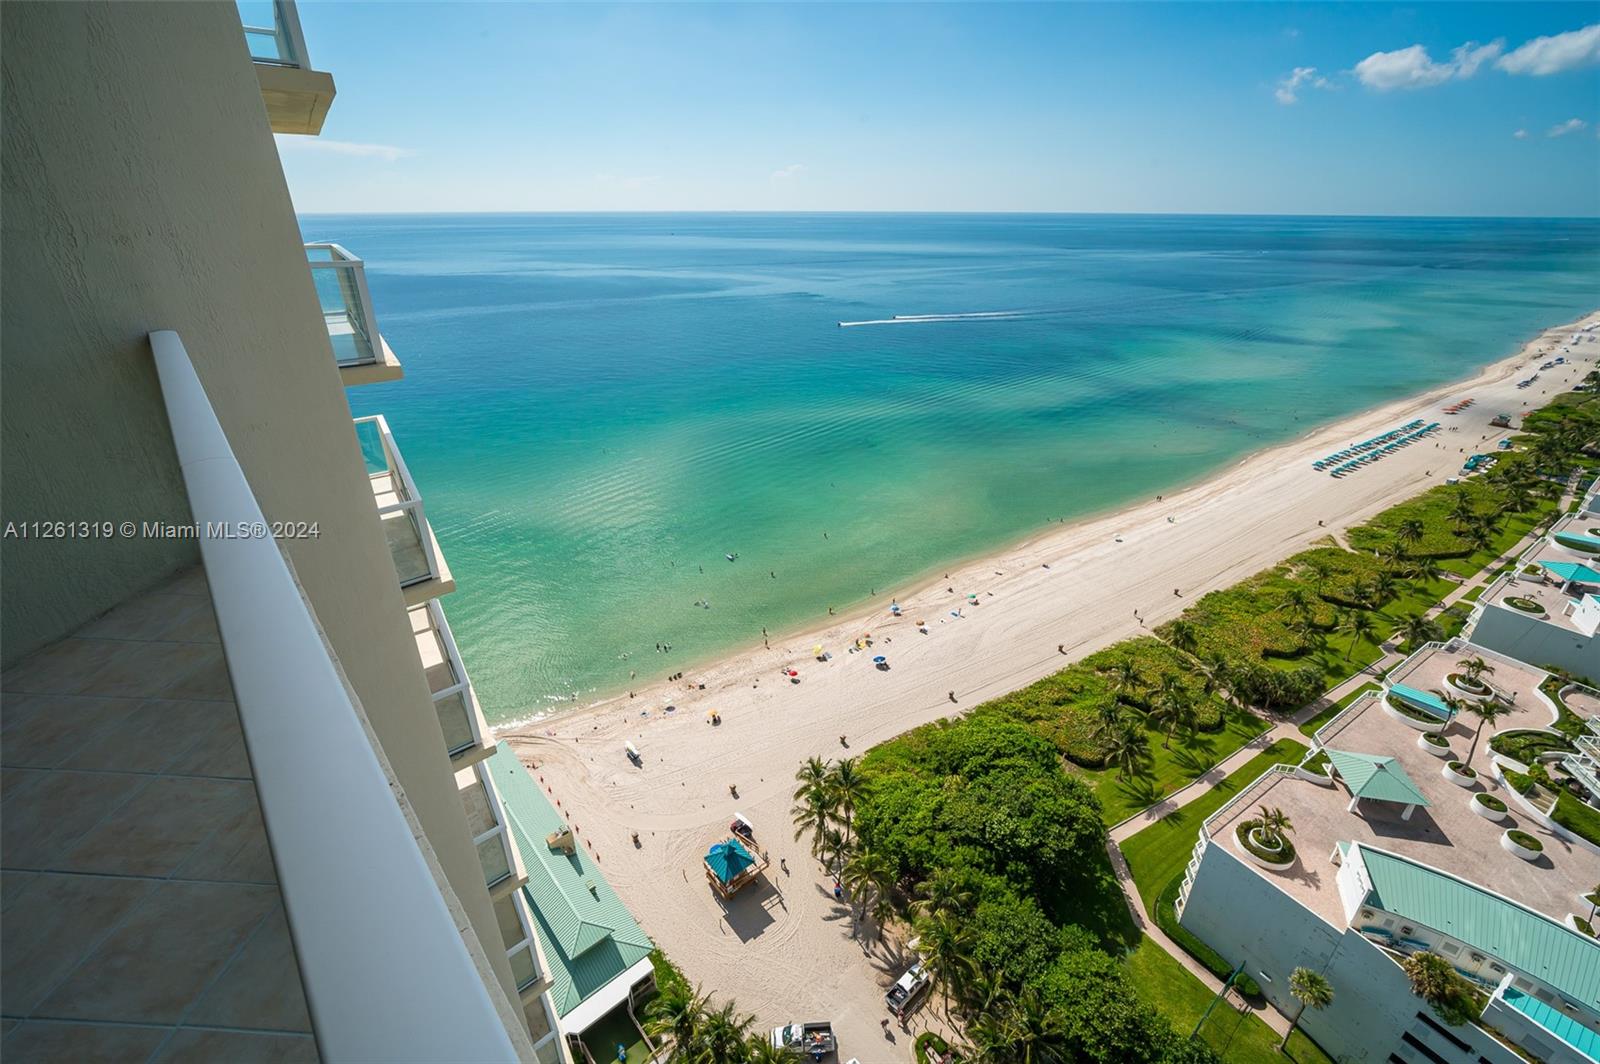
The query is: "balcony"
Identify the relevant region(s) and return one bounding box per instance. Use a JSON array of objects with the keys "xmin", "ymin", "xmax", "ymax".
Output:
[
  {"xmin": 308, "ymin": 244, "xmax": 403, "ymax": 386},
  {"xmin": 355, "ymin": 414, "xmax": 453, "ymax": 605},
  {"xmin": 238, "ymin": 1, "xmax": 335, "ymax": 135},
  {"xmin": 410, "ymin": 601, "xmax": 495, "ymax": 768},
  {"xmin": 458, "ymin": 763, "xmax": 529, "ymax": 901}
]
